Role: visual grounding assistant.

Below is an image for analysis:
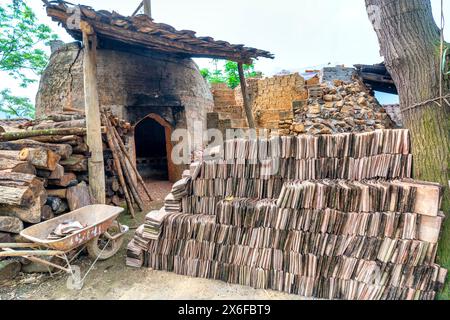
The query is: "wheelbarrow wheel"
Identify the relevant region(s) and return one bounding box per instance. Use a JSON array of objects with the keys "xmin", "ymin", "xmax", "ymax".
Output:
[{"xmin": 86, "ymin": 225, "xmax": 123, "ymax": 261}]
